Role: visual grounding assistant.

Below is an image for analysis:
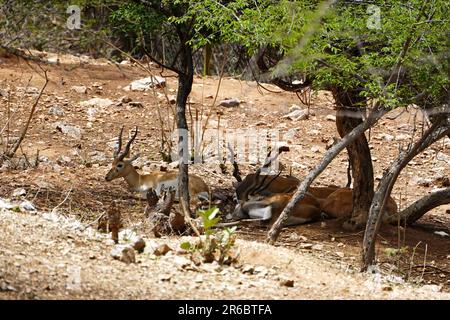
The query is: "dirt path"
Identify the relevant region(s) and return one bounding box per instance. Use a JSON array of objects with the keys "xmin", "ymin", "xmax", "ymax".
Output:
[{"xmin": 0, "ymin": 208, "xmax": 448, "ymax": 300}]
